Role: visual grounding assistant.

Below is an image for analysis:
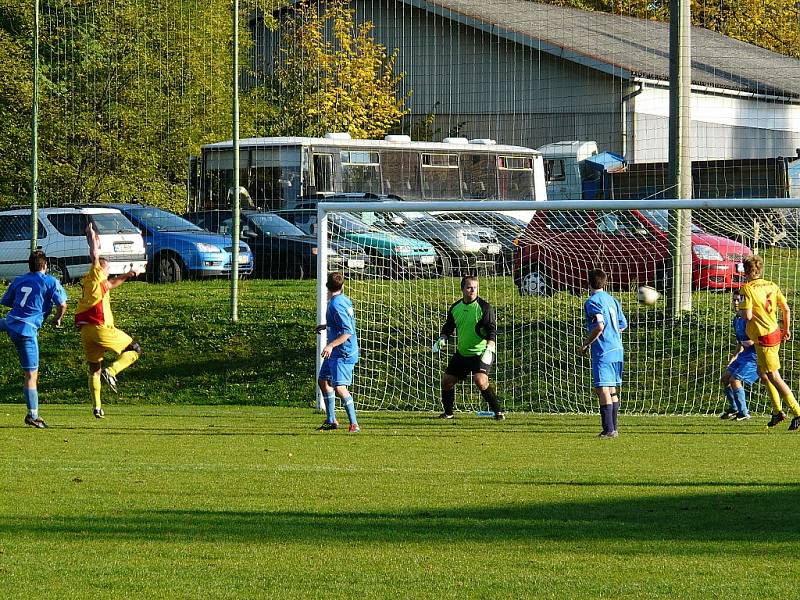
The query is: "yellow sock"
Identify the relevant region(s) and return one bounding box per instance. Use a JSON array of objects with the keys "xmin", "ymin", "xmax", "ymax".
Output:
[
  {"xmin": 784, "ymin": 391, "xmax": 800, "ymax": 418},
  {"xmin": 764, "ymin": 379, "xmax": 783, "ymax": 414},
  {"xmin": 108, "ymin": 351, "xmax": 139, "ymax": 377},
  {"xmin": 89, "ymin": 372, "xmax": 102, "ymax": 410}
]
